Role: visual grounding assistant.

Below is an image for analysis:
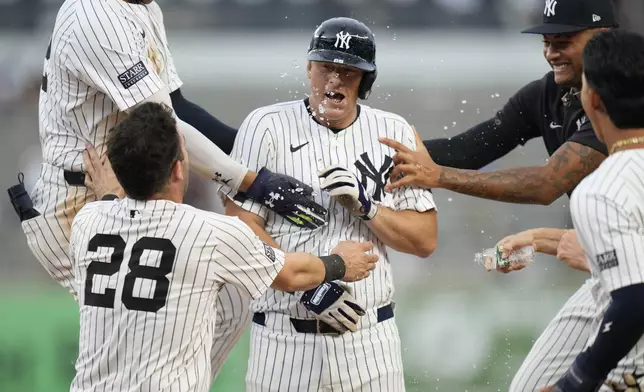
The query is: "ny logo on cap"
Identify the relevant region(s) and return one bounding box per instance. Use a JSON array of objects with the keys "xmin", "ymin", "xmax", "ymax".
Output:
[
  {"xmin": 544, "ymin": 0, "xmax": 557, "ymax": 17},
  {"xmin": 334, "ymin": 31, "xmax": 352, "ymax": 49}
]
